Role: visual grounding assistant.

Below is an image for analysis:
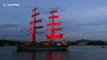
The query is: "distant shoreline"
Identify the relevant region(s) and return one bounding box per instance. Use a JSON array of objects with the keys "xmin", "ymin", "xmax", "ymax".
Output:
[{"xmin": 0, "ymin": 39, "xmax": 107, "ymax": 46}]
